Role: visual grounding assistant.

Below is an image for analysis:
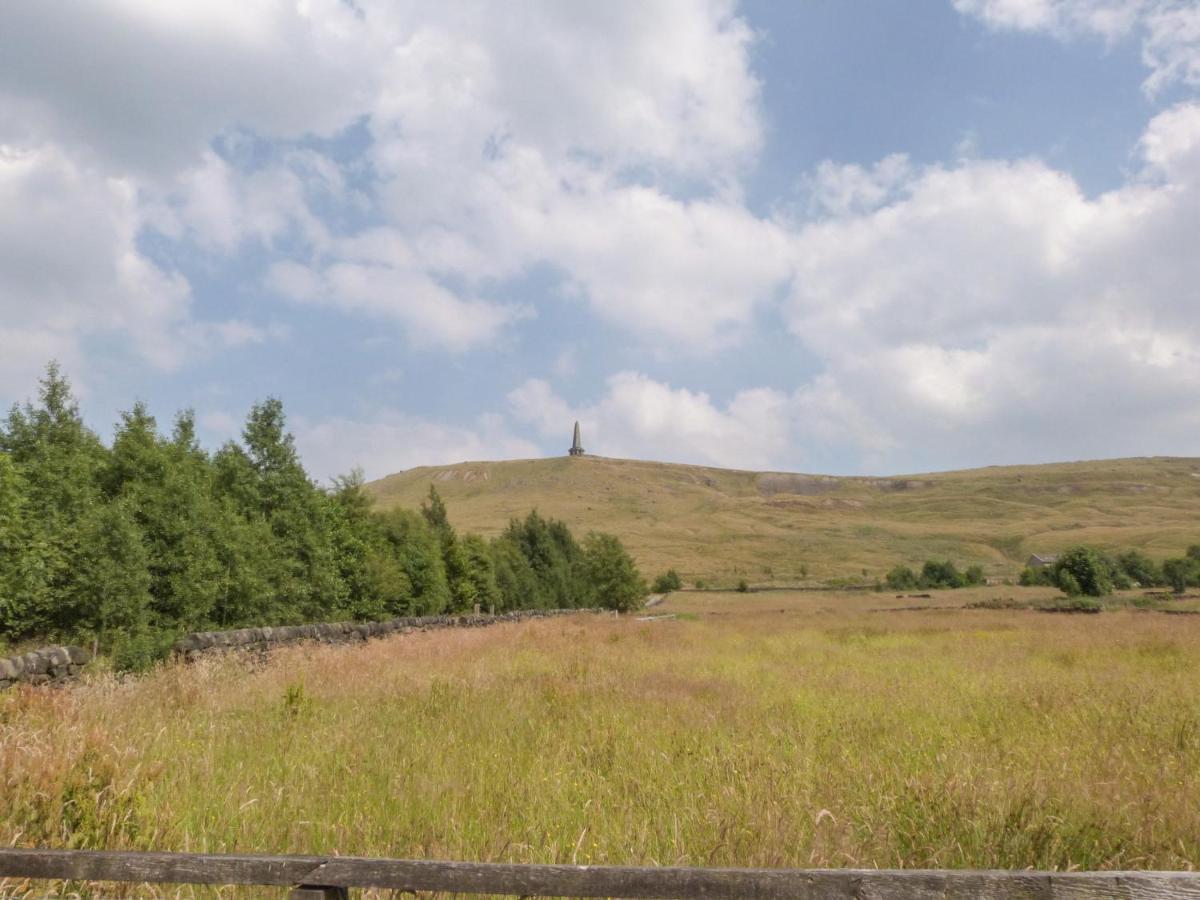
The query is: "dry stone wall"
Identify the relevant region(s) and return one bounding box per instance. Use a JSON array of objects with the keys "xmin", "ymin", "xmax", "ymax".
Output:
[
  {"xmin": 0, "ymin": 610, "xmax": 594, "ymax": 689},
  {"xmin": 0, "ymin": 645, "xmax": 91, "ymax": 689},
  {"xmin": 176, "ymin": 608, "xmax": 595, "ymax": 659}
]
